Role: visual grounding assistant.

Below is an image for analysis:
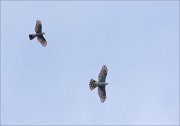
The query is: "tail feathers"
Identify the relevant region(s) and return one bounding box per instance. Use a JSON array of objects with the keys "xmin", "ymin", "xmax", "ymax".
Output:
[
  {"xmin": 29, "ymin": 34, "xmax": 36, "ymax": 40},
  {"xmin": 89, "ymin": 79, "xmax": 97, "ymax": 91}
]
